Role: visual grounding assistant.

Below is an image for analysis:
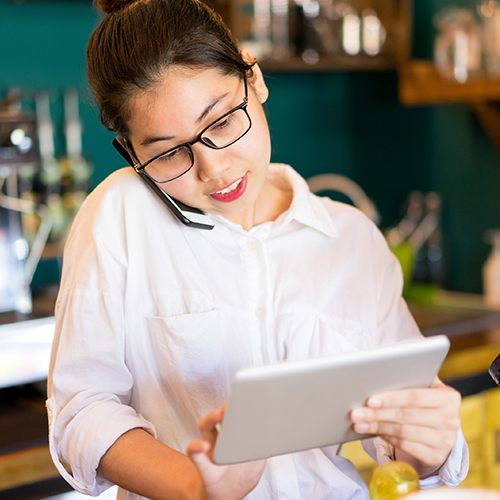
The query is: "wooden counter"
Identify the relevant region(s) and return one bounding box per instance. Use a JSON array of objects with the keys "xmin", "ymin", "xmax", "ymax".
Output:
[{"xmin": 407, "ymin": 291, "xmax": 500, "ymax": 395}]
